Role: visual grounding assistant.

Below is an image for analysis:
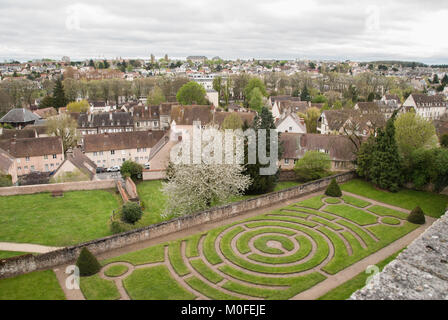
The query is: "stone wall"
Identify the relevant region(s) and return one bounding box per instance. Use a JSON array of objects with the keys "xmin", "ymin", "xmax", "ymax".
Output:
[
  {"xmin": 0, "ymin": 171, "xmax": 356, "ymax": 279},
  {"xmin": 124, "ymin": 177, "xmax": 139, "ymax": 200},
  {"xmin": 143, "ymin": 169, "xmax": 167, "ymax": 181},
  {"xmin": 350, "ymin": 211, "xmax": 448, "ymax": 300},
  {"xmin": 0, "ymin": 180, "xmax": 116, "ymax": 196}
]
